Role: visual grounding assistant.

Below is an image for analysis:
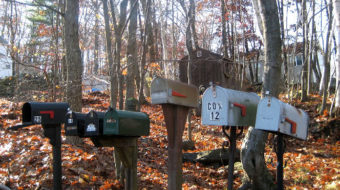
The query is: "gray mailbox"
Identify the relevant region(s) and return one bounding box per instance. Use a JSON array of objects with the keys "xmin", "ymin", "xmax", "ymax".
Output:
[
  {"xmin": 201, "ymin": 85, "xmax": 260, "ymax": 126},
  {"xmin": 150, "ymin": 76, "xmax": 199, "ymax": 108},
  {"xmin": 255, "ymin": 96, "xmax": 309, "ymax": 140}
]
